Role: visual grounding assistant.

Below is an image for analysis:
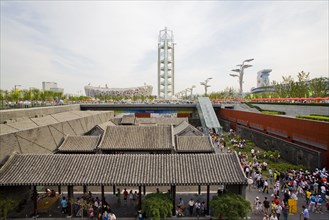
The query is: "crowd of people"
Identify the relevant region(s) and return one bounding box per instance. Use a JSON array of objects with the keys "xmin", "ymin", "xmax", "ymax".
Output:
[
  {"xmin": 216, "ymin": 128, "xmax": 329, "ymax": 220},
  {"xmin": 175, "ymin": 197, "xmax": 207, "ymax": 217},
  {"xmin": 59, "ymin": 189, "xmax": 140, "ymax": 219},
  {"xmin": 246, "ymin": 152, "xmax": 329, "ymax": 220}
]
